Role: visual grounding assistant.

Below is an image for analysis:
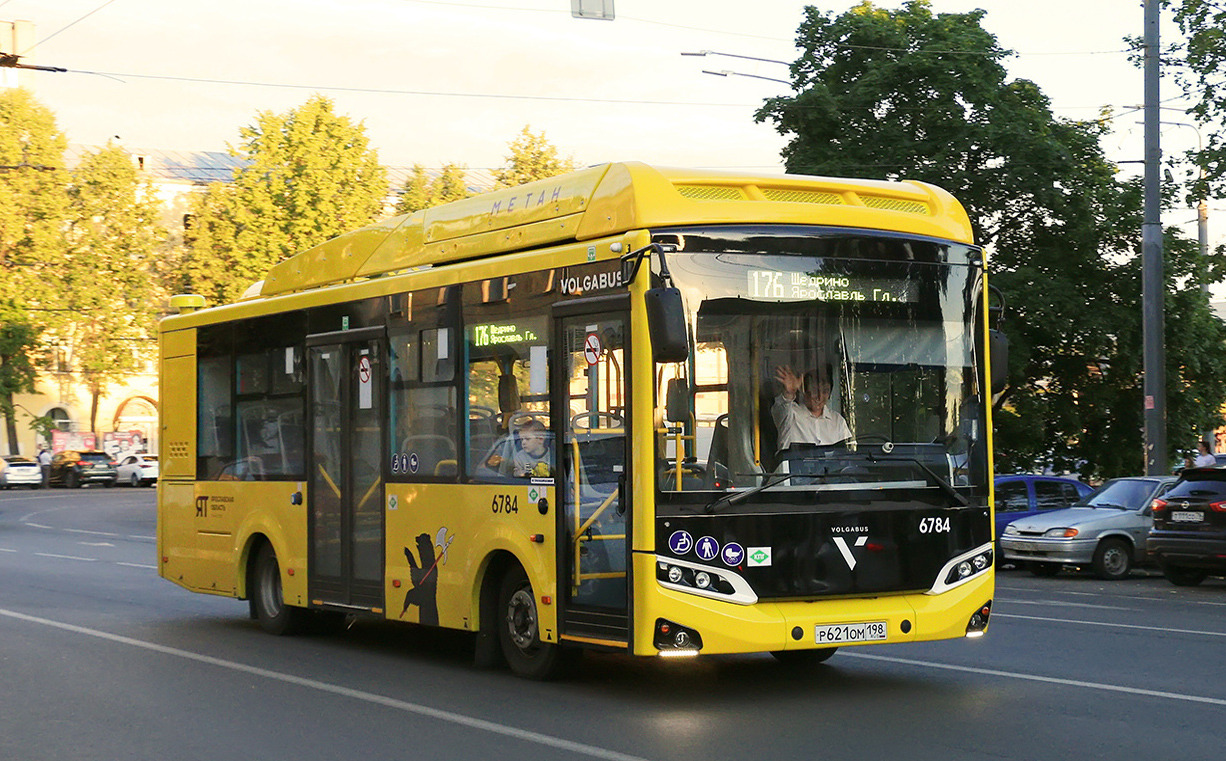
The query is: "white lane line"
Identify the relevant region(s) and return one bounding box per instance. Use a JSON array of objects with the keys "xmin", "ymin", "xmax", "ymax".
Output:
[
  {"xmin": 1002, "ymin": 599, "xmax": 1132, "ymax": 611},
  {"xmin": 844, "ymin": 651, "xmax": 1226, "ymax": 706},
  {"xmin": 0, "ymin": 548, "xmax": 16, "ymax": 553},
  {"xmin": 116, "ymin": 562, "xmax": 157, "ymax": 569},
  {"xmin": 0, "ymin": 608, "xmax": 654, "ymax": 761},
  {"xmin": 62, "ymin": 528, "xmax": 121, "ymax": 537},
  {"xmin": 128, "ymin": 535, "xmax": 156, "ymax": 541},
  {"xmin": 79, "ymin": 542, "xmax": 116, "ymax": 548},
  {"xmin": 33, "ymin": 553, "xmax": 97, "ymax": 562},
  {"xmin": 25, "ymin": 522, "xmax": 53, "ymax": 530},
  {"xmin": 993, "ymin": 612, "xmax": 1226, "ymax": 638}
]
